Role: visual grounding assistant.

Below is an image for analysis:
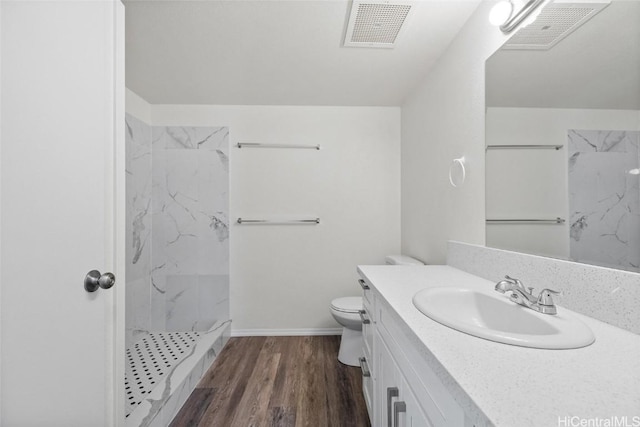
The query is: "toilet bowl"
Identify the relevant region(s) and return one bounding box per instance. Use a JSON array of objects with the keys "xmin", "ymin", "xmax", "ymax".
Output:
[
  {"xmin": 330, "ymin": 297, "xmax": 364, "ymax": 366},
  {"xmin": 331, "ymin": 255, "xmax": 424, "ymax": 366}
]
